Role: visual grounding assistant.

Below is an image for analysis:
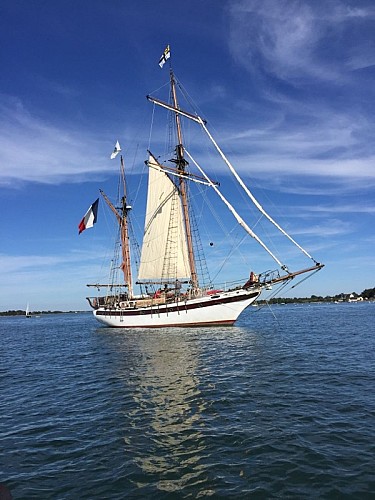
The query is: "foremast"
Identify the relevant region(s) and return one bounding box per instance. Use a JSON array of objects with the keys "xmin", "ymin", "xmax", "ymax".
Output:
[
  {"xmin": 99, "ymin": 155, "xmax": 133, "ymax": 298},
  {"xmin": 169, "ymin": 69, "xmax": 199, "ymax": 291}
]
